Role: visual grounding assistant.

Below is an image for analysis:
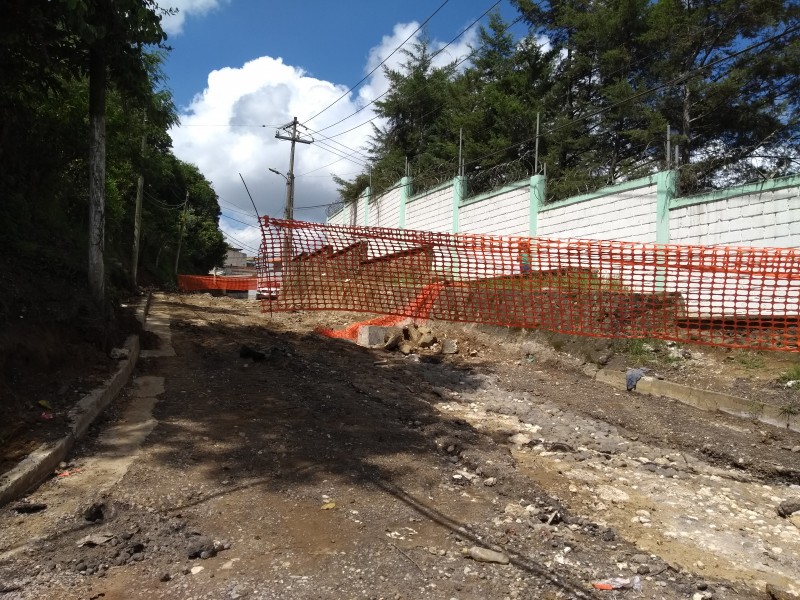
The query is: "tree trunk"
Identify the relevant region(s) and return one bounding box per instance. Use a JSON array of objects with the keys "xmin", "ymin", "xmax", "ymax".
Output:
[{"xmin": 88, "ymin": 48, "xmax": 106, "ymax": 306}]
